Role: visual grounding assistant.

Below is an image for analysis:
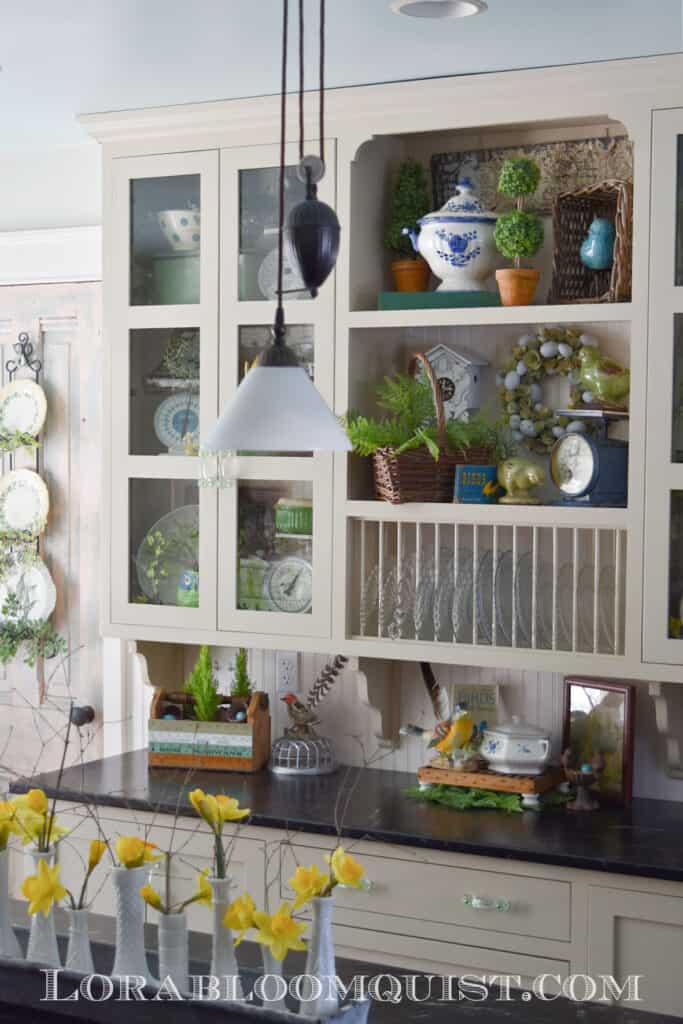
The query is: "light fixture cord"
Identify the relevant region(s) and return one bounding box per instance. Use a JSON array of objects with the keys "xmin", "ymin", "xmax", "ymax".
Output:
[
  {"xmin": 275, "ymin": 0, "xmax": 289, "ymax": 334},
  {"xmin": 319, "ymin": 0, "xmax": 325, "ymax": 166},
  {"xmin": 296, "ymin": 0, "xmax": 326, "ymax": 169}
]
